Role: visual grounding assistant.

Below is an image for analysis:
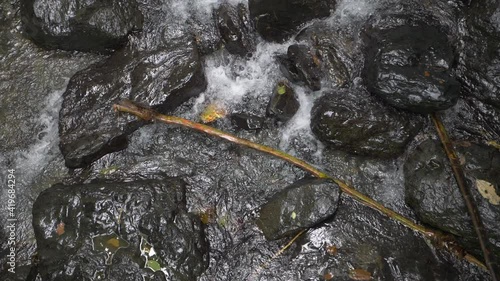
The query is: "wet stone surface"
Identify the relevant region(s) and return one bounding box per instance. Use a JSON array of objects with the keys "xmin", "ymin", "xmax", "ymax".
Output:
[
  {"xmin": 249, "ymin": 0, "xmax": 336, "ymax": 42},
  {"xmin": 21, "ymin": 0, "xmax": 143, "ymax": 53},
  {"xmin": 256, "ymin": 178, "xmax": 341, "ymax": 240},
  {"xmin": 58, "ymin": 34, "xmax": 206, "ymax": 168},
  {"xmin": 405, "ymin": 139, "xmax": 500, "ymax": 268},
  {"xmin": 280, "ymin": 44, "xmax": 323, "ymax": 91},
  {"xmin": 230, "ymin": 113, "xmax": 264, "ymax": 131},
  {"xmin": 215, "ymin": 3, "xmax": 255, "ymax": 57},
  {"xmin": 295, "ymin": 22, "xmax": 355, "ymax": 89},
  {"xmin": 459, "ymin": 0, "xmax": 500, "ymax": 109},
  {"xmin": 266, "ymin": 81, "xmax": 300, "ymax": 122},
  {"xmin": 311, "ymin": 88, "xmax": 423, "ymax": 158},
  {"xmin": 301, "ymin": 195, "xmax": 465, "ymax": 281},
  {"xmin": 32, "ymin": 178, "xmax": 208, "ymax": 281},
  {"xmin": 1, "ymin": 0, "xmax": 499, "ymax": 280},
  {"xmin": 363, "ymin": 14, "xmax": 461, "ymax": 113}
]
